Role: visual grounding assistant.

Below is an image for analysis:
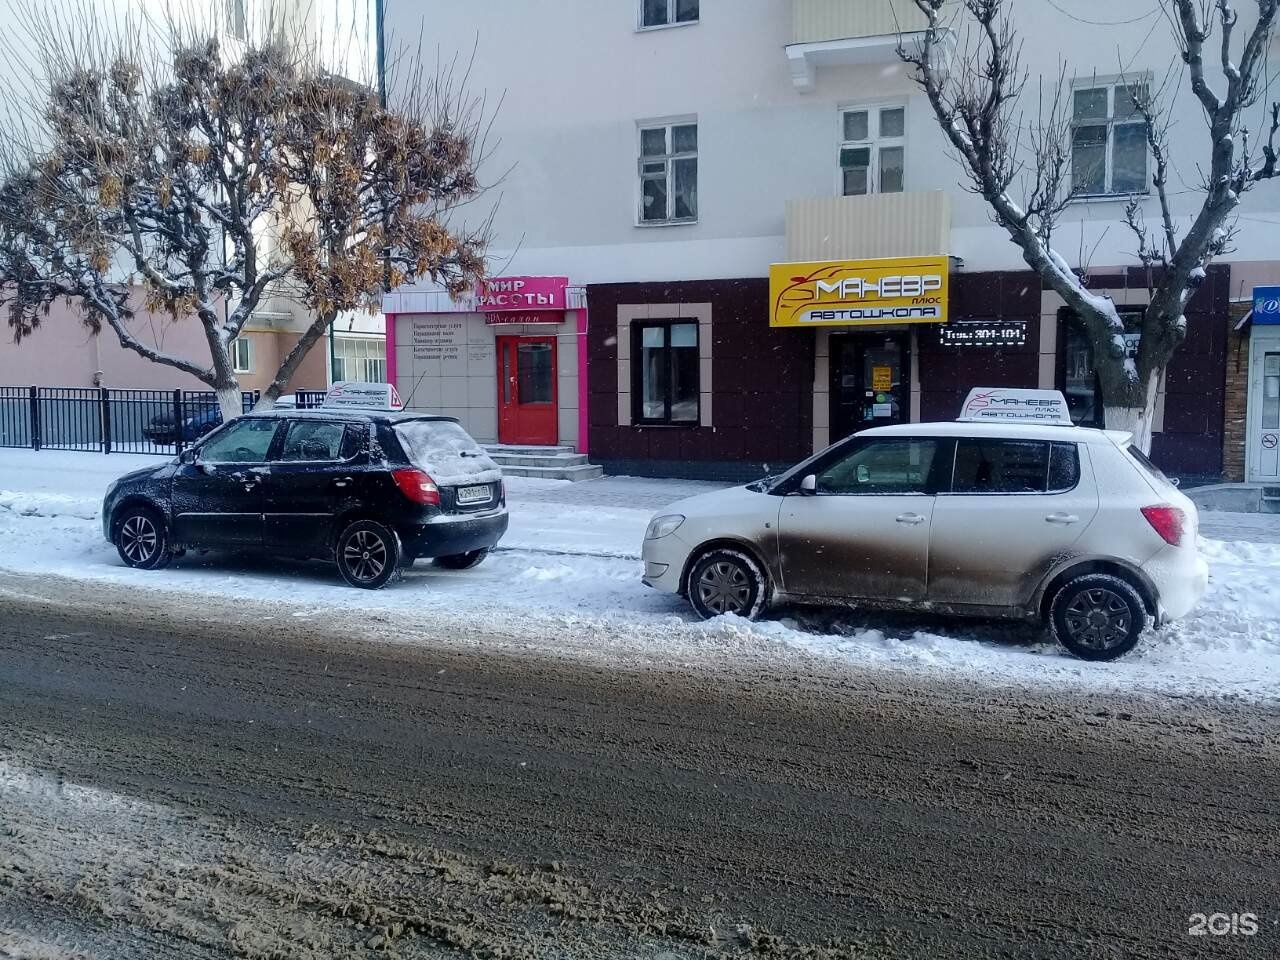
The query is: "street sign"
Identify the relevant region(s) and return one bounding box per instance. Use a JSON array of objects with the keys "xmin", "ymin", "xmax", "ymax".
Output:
[{"xmin": 1252, "ymin": 286, "xmax": 1280, "ymax": 324}]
